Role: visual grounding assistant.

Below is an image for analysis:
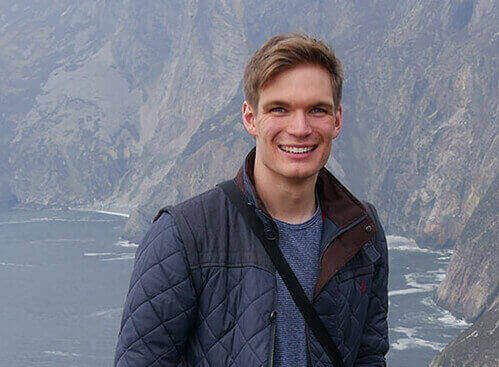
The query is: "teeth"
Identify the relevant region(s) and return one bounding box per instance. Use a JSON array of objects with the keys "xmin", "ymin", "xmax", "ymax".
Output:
[{"xmin": 280, "ymin": 145, "xmax": 315, "ymax": 154}]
